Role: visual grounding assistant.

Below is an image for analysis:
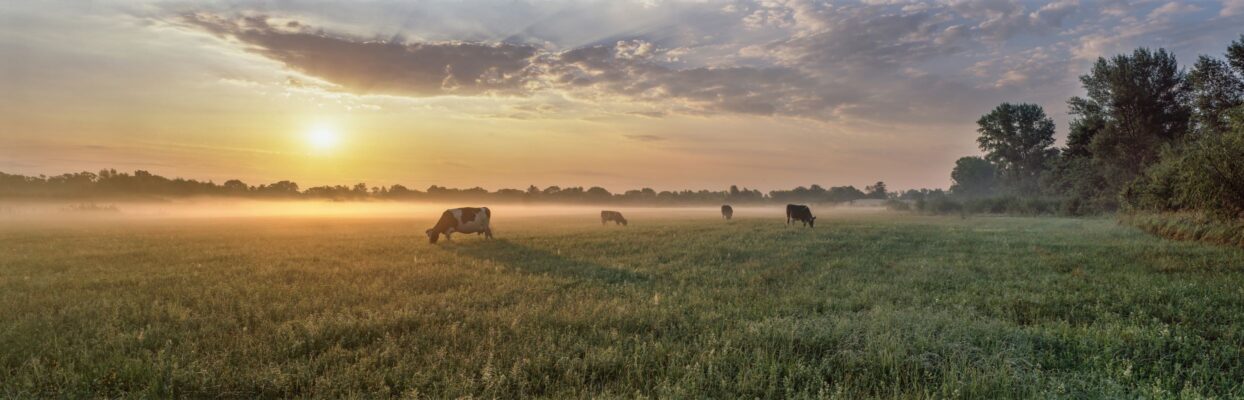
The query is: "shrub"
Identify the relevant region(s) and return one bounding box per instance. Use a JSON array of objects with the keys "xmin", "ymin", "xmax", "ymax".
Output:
[
  {"xmin": 923, "ymin": 197, "xmax": 963, "ymax": 215},
  {"xmin": 1124, "ymin": 125, "xmax": 1244, "ymax": 219},
  {"xmin": 884, "ymin": 198, "xmax": 911, "ymax": 211}
]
